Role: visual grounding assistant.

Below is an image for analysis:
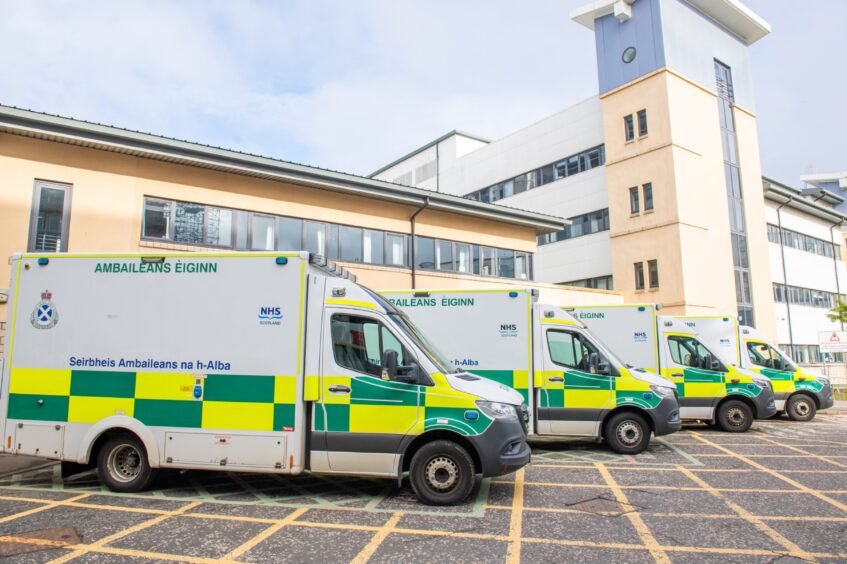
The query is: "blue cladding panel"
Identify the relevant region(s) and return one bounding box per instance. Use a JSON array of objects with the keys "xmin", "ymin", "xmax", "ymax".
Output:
[{"xmin": 596, "ymin": 0, "xmax": 665, "ymax": 94}]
